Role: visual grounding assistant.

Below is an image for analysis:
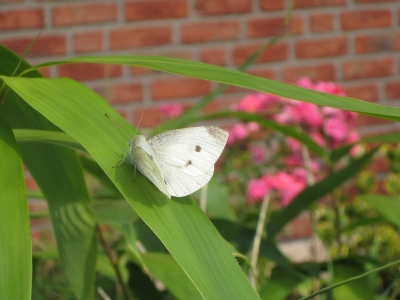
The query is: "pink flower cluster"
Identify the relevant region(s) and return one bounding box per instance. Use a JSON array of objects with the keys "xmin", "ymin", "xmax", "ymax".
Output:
[
  {"xmin": 247, "ymin": 171, "xmax": 307, "ymax": 206},
  {"xmin": 242, "ymin": 77, "xmax": 361, "ymax": 206},
  {"xmin": 231, "ymin": 93, "xmax": 279, "ymax": 112},
  {"xmin": 226, "ymin": 122, "xmax": 259, "ymax": 145},
  {"xmin": 159, "ymin": 103, "xmax": 184, "ymax": 119},
  {"xmin": 274, "ymin": 77, "xmax": 359, "ymax": 151}
]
